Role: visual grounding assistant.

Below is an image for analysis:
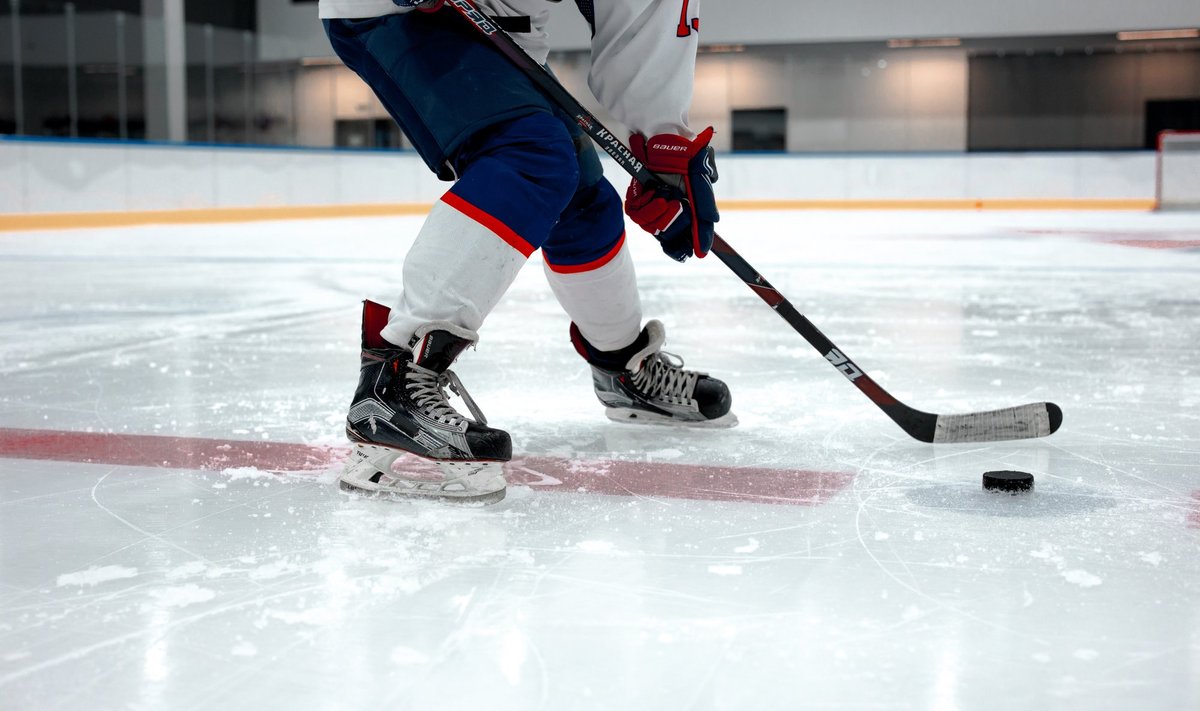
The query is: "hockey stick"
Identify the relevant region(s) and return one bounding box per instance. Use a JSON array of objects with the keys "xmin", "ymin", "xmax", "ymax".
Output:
[{"xmin": 440, "ymin": 0, "xmax": 1062, "ymax": 443}]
